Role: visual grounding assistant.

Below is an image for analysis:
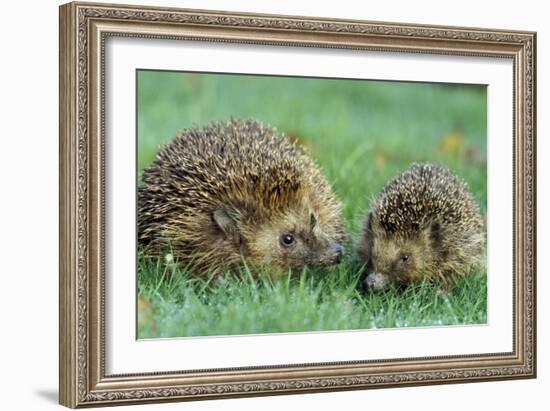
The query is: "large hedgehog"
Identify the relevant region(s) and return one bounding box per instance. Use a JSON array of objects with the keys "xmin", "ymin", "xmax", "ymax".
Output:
[
  {"xmin": 138, "ymin": 119, "xmax": 346, "ymax": 275},
  {"xmin": 357, "ymin": 163, "xmax": 484, "ymax": 291}
]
